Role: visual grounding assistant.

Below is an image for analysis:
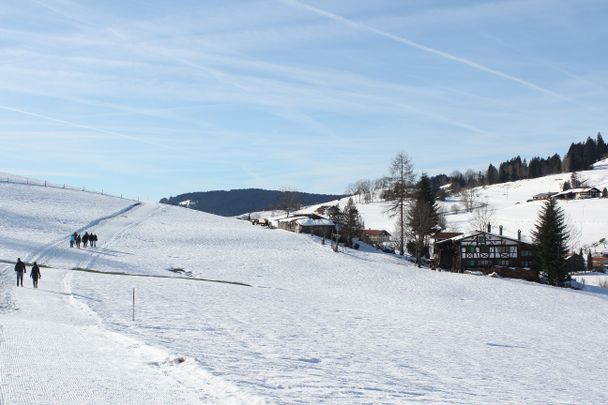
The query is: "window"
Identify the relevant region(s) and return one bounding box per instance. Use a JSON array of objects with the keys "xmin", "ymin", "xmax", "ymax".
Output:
[
  {"xmin": 499, "ymin": 259, "xmax": 510, "ymax": 266},
  {"xmin": 466, "ymin": 246, "xmax": 476, "ymax": 253},
  {"xmin": 478, "ymin": 236, "xmax": 486, "ymax": 244},
  {"xmin": 478, "ymin": 259, "xmax": 490, "ymax": 266},
  {"xmin": 496, "ymin": 246, "xmax": 507, "ymax": 253},
  {"xmin": 480, "ymin": 245, "xmax": 490, "ymax": 253},
  {"xmin": 521, "ymin": 250, "xmax": 532, "ymax": 257},
  {"xmin": 466, "ymin": 260, "xmax": 476, "ymax": 267}
]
